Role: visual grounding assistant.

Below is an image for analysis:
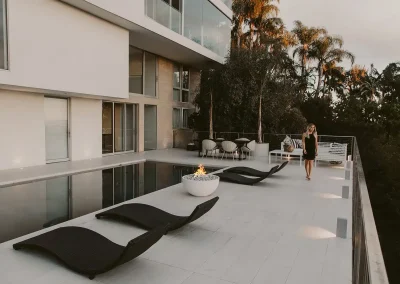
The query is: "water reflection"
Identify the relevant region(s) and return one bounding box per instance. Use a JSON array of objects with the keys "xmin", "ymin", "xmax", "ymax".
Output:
[{"xmin": 0, "ymin": 162, "xmax": 219, "ymax": 243}]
